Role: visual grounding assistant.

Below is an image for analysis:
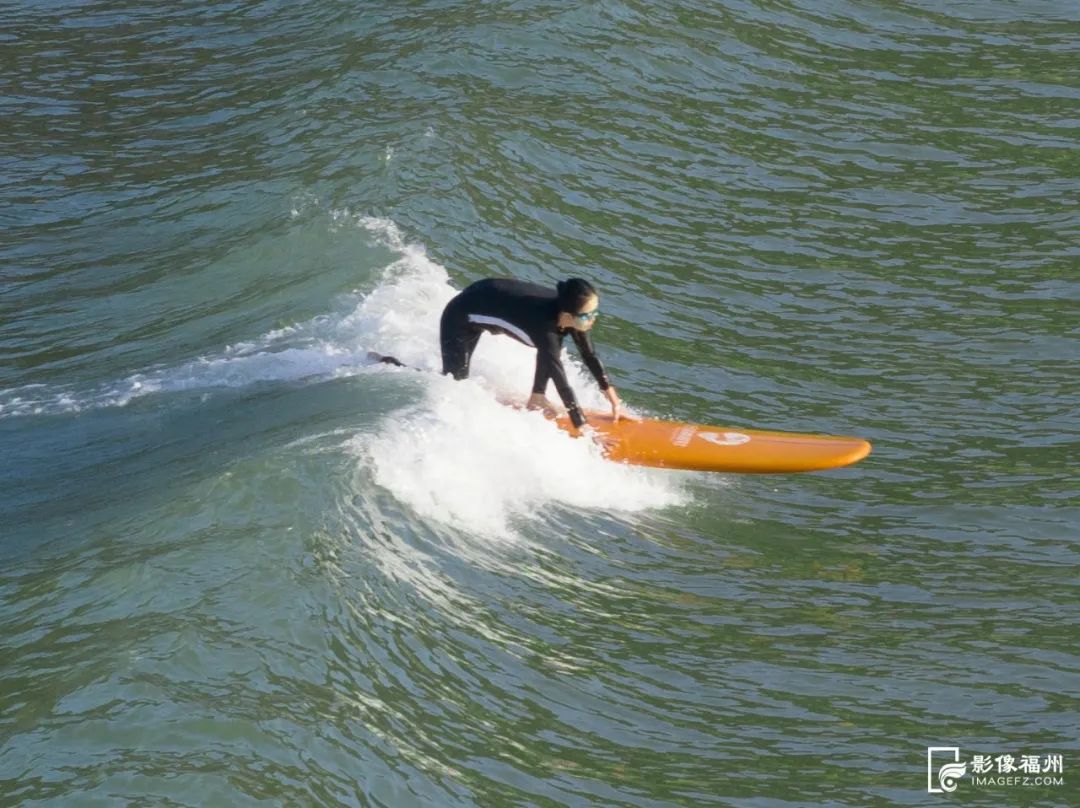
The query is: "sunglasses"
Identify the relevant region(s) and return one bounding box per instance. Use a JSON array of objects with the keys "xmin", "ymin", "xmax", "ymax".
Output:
[{"xmin": 574, "ymin": 310, "xmax": 599, "ymax": 322}]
